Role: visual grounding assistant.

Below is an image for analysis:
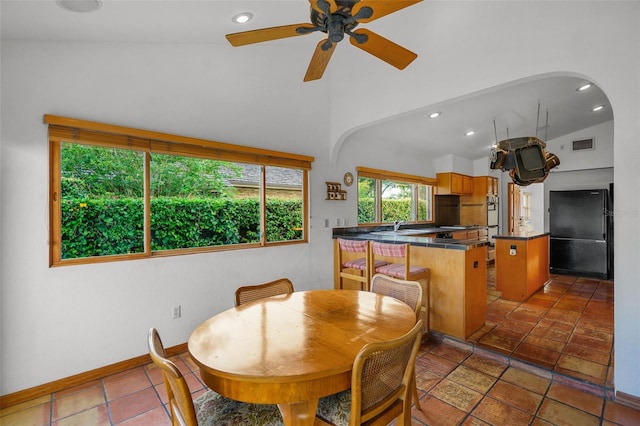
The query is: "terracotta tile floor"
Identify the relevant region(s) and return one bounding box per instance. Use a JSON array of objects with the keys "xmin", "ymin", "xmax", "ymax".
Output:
[
  {"xmin": 3, "ymin": 266, "xmax": 639, "ymax": 425},
  {"xmin": 468, "ymin": 264, "xmax": 615, "ymax": 391},
  {"xmin": 3, "ymin": 340, "xmax": 639, "ymax": 425}
]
